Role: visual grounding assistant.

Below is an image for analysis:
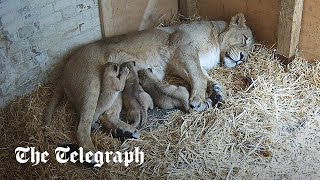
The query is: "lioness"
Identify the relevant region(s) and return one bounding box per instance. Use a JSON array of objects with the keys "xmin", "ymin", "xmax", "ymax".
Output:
[{"xmin": 45, "ymin": 13, "xmax": 253, "ymax": 152}]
